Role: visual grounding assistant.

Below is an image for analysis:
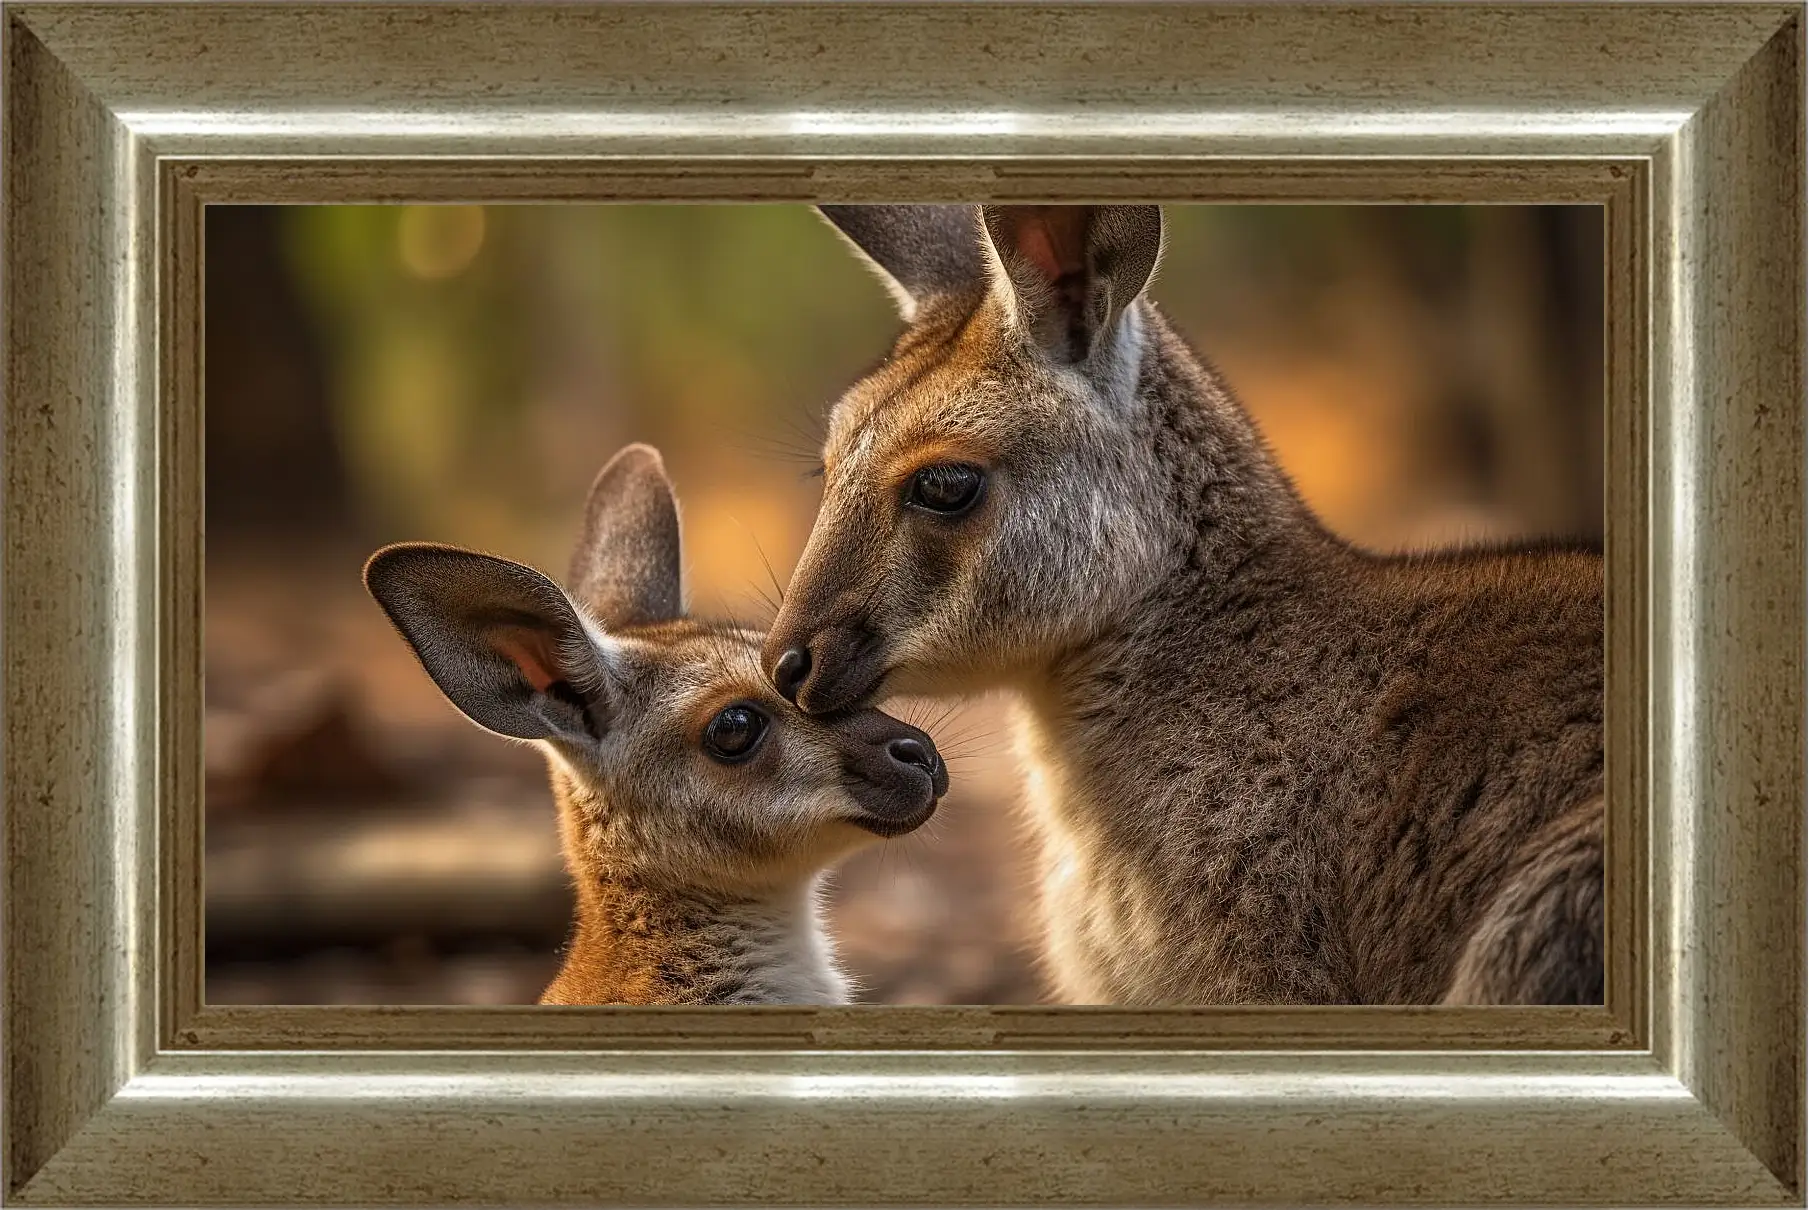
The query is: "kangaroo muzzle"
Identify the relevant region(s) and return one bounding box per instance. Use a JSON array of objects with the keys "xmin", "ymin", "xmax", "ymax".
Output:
[{"xmin": 763, "ymin": 619, "xmax": 890, "ymax": 715}]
